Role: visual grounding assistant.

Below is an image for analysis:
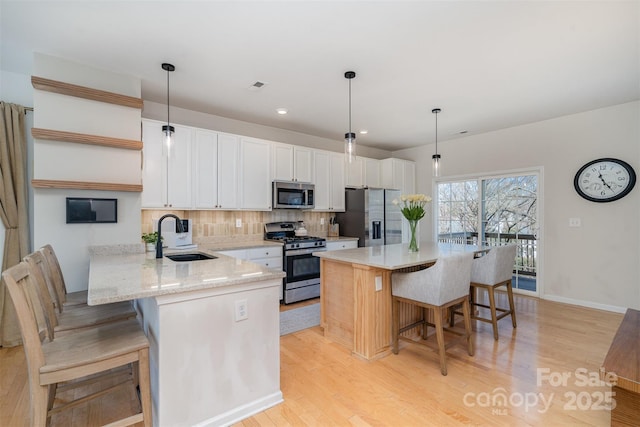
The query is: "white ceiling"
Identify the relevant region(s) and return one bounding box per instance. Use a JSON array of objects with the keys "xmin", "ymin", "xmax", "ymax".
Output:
[{"xmin": 1, "ymin": 1, "xmax": 638, "ymax": 152}]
